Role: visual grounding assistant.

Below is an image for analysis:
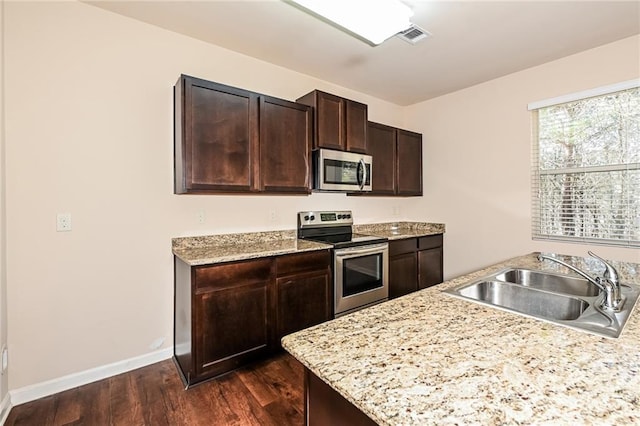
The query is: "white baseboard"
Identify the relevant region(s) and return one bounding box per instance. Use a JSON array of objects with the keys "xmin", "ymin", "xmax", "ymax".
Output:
[
  {"xmin": 0, "ymin": 392, "xmax": 11, "ymax": 426},
  {"xmin": 9, "ymin": 347, "xmax": 173, "ymax": 407}
]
